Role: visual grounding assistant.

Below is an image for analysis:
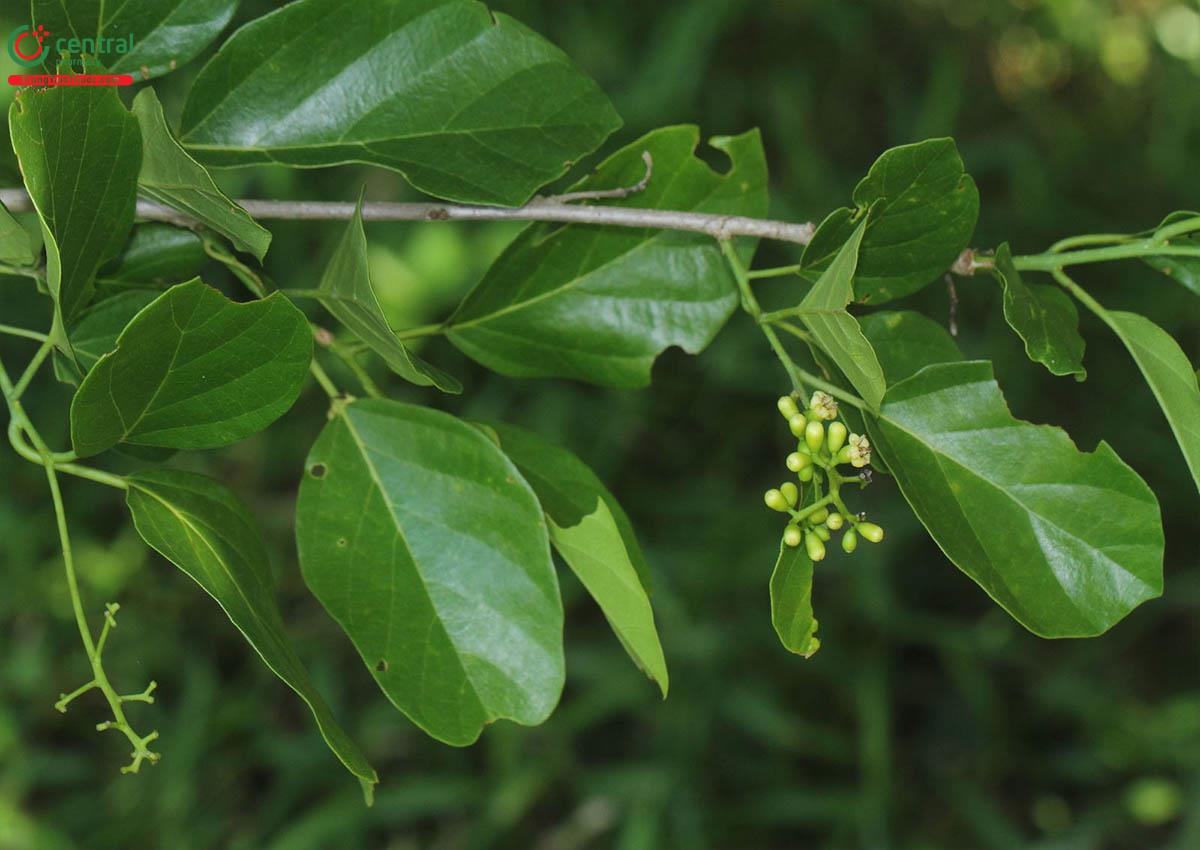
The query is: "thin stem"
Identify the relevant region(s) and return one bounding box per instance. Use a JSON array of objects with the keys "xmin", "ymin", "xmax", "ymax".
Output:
[
  {"xmin": 789, "ymin": 492, "xmax": 836, "ymax": 523},
  {"xmin": 1151, "ymin": 215, "xmax": 1200, "ymax": 243},
  {"xmin": 1050, "ymin": 269, "xmax": 1118, "ymax": 334},
  {"xmin": 1013, "ymin": 241, "xmax": 1200, "ymax": 272},
  {"xmin": 772, "ymin": 321, "xmax": 814, "ymax": 344},
  {"xmin": 309, "ymin": 360, "xmax": 340, "ymax": 399},
  {"xmin": 327, "ymin": 340, "xmax": 384, "ymax": 399},
  {"xmin": 759, "ymin": 306, "xmax": 804, "ymax": 324},
  {"xmin": 1047, "ymin": 233, "xmax": 1134, "ymax": 253},
  {"xmin": 720, "ymin": 239, "xmax": 807, "ymax": 395},
  {"xmin": 0, "ymin": 262, "xmax": 44, "ymax": 282},
  {"xmin": 11, "ymin": 340, "xmax": 51, "ymax": 401},
  {"xmin": 0, "ymin": 188, "xmax": 819, "ymax": 247},
  {"xmin": 393, "ymin": 322, "xmax": 444, "ymax": 341},
  {"xmin": 0, "ymin": 323, "xmax": 49, "ymax": 343},
  {"xmin": 746, "ymin": 263, "xmax": 803, "ymax": 280}
]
